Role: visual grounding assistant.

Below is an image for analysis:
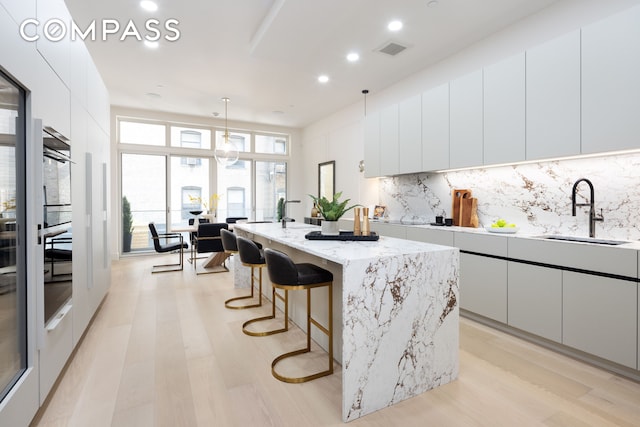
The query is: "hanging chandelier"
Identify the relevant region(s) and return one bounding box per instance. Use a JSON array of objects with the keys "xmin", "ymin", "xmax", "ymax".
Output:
[{"xmin": 214, "ymin": 97, "xmax": 239, "ymax": 167}]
